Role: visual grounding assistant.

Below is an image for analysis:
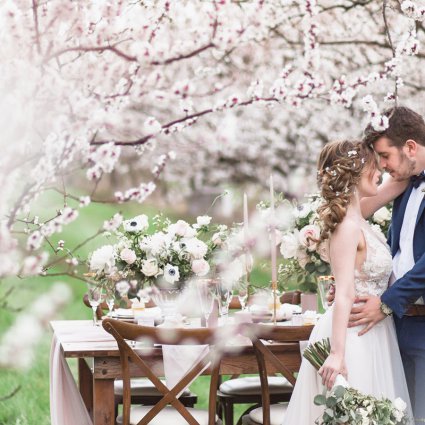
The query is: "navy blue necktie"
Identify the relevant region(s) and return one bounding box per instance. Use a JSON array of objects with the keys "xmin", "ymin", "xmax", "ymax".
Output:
[{"xmin": 411, "ymin": 171, "xmax": 425, "ymax": 188}]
